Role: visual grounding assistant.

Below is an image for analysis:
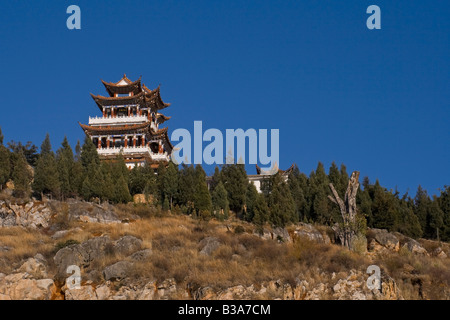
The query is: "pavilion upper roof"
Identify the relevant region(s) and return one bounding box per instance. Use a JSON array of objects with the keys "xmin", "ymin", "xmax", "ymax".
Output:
[
  {"xmin": 101, "ymin": 74, "xmax": 142, "ymax": 96},
  {"xmin": 91, "ymin": 78, "xmax": 171, "ymax": 111}
]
